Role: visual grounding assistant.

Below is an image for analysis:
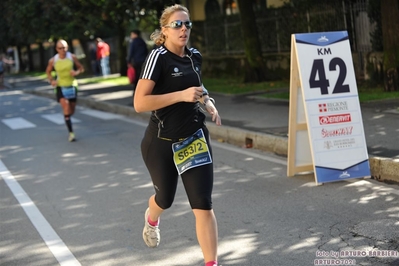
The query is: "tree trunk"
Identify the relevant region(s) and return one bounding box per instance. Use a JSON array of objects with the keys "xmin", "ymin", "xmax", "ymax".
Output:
[
  {"xmin": 39, "ymin": 42, "xmax": 46, "ymax": 71},
  {"xmin": 27, "ymin": 44, "xmax": 34, "ymax": 72},
  {"xmin": 236, "ymin": 0, "xmax": 267, "ymax": 83},
  {"xmin": 117, "ymin": 23, "xmax": 128, "ymax": 77},
  {"xmin": 17, "ymin": 45, "xmax": 23, "ymax": 73},
  {"xmin": 381, "ymin": 0, "xmax": 399, "ymax": 91}
]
